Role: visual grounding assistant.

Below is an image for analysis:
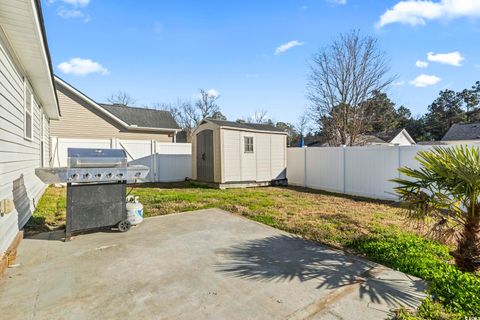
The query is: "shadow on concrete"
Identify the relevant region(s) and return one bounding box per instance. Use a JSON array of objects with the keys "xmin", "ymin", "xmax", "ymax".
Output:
[{"xmin": 215, "ymin": 235, "xmax": 425, "ymax": 308}]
